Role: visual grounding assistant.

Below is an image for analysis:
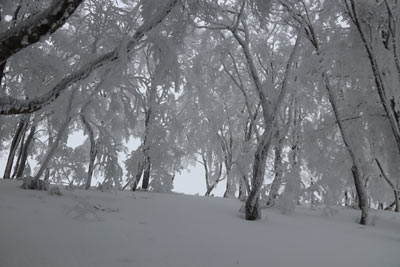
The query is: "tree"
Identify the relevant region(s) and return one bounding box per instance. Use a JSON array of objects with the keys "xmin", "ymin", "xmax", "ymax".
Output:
[{"xmin": 0, "ymin": 0, "xmax": 179, "ymax": 115}]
